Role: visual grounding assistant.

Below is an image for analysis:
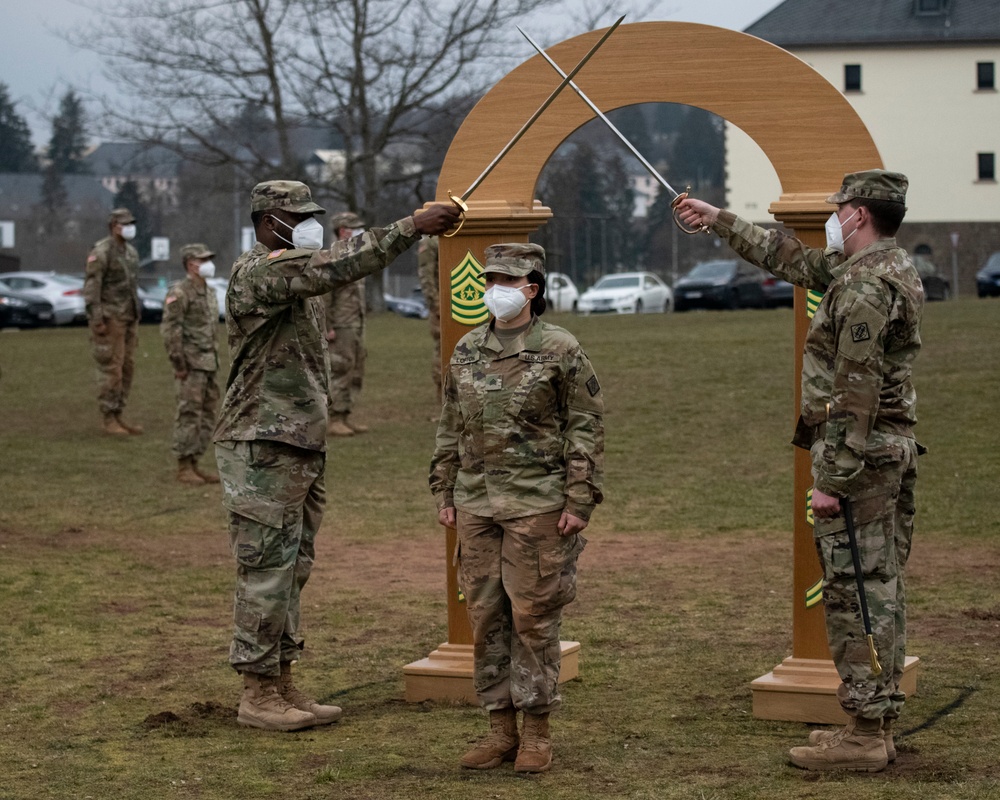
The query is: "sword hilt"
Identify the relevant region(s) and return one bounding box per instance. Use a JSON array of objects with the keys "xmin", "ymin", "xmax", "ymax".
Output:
[
  {"xmin": 671, "ymin": 187, "xmax": 711, "ymax": 235},
  {"xmin": 867, "ymin": 634, "xmax": 883, "ymax": 676},
  {"xmin": 443, "ymin": 191, "xmax": 469, "ymax": 238}
]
